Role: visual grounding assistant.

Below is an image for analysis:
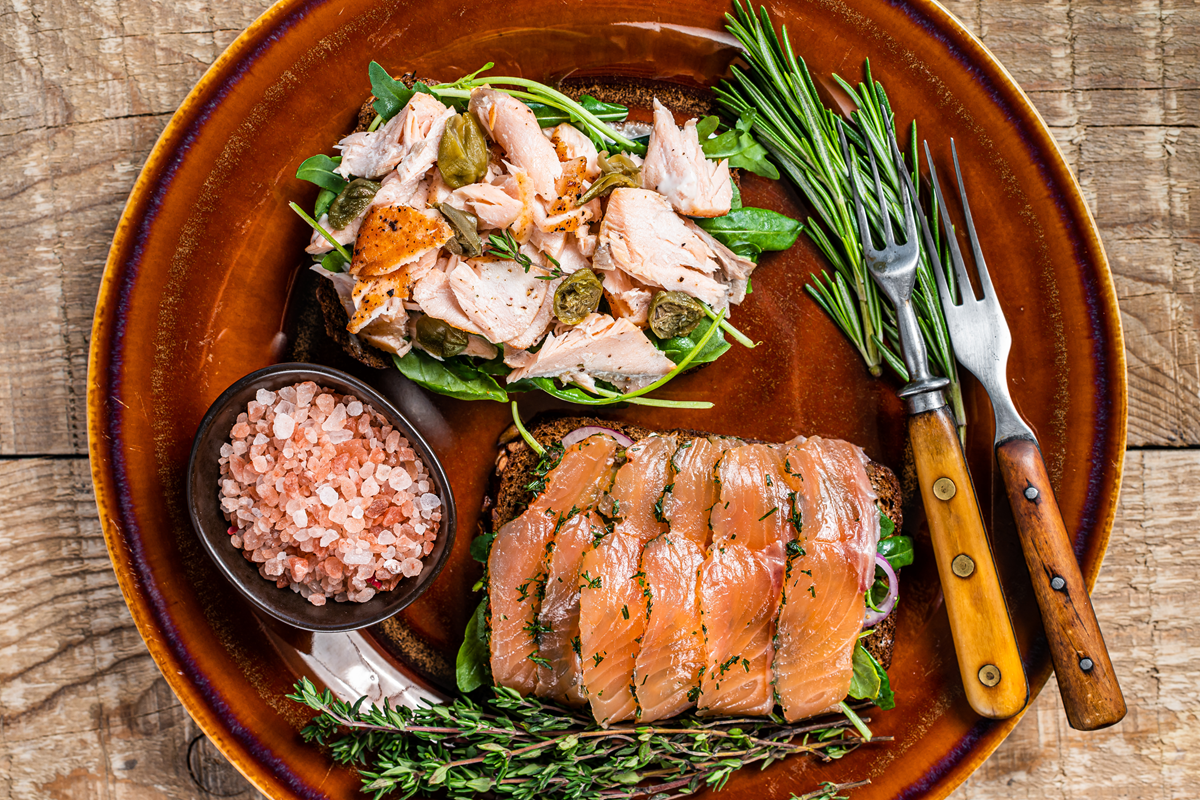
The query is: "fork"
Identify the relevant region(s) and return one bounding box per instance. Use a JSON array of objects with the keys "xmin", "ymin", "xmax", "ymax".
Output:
[
  {"xmin": 911, "ymin": 139, "xmax": 1126, "ymax": 731},
  {"xmin": 840, "ymin": 123, "xmax": 1028, "ymax": 720}
]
